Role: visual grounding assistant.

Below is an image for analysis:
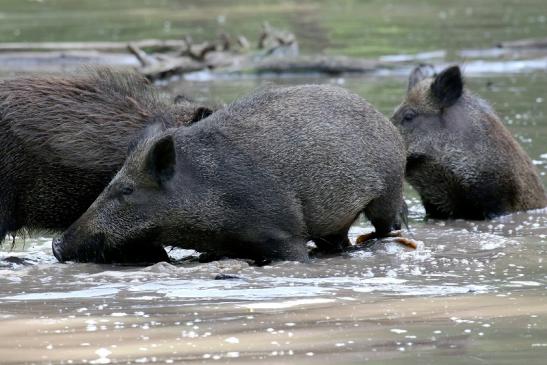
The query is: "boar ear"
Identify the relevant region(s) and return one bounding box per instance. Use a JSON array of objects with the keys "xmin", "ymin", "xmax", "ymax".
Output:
[
  {"xmin": 408, "ymin": 64, "xmax": 436, "ymax": 92},
  {"xmin": 430, "ymin": 65, "xmax": 463, "ymax": 108},
  {"xmin": 128, "ymin": 123, "xmax": 164, "ymax": 155},
  {"xmin": 146, "ymin": 135, "xmax": 176, "ymax": 185},
  {"xmin": 189, "ymin": 106, "xmax": 213, "ymax": 123}
]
